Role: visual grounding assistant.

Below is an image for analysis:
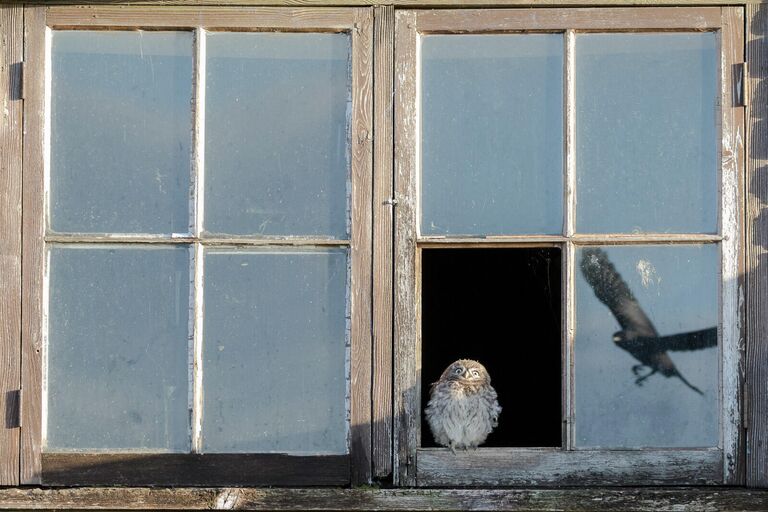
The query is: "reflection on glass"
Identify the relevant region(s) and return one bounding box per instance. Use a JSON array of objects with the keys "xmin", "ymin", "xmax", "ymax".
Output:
[
  {"xmin": 46, "ymin": 246, "xmax": 190, "ymax": 451},
  {"xmin": 204, "ymin": 33, "xmax": 350, "ymax": 237},
  {"xmin": 574, "ymin": 245, "xmax": 719, "ymax": 448},
  {"xmin": 51, "ymin": 31, "xmax": 193, "ymax": 234},
  {"xmin": 575, "ymin": 33, "xmax": 717, "ymax": 234},
  {"xmin": 421, "ymin": 34, "xmax": 564, "ymax": 235},
  {"xmin": 202, "ymin": 248, "xmax": 348, "ymax": 453}
]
